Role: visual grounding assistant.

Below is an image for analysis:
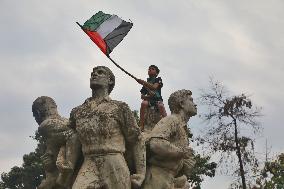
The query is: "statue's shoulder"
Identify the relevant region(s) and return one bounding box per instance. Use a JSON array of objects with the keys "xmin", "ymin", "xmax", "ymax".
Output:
[
  {"xmin": 158, "ymin": 115, "xmax": 179, "ymax": 126},
  {"xmin": 40, "ymin": 116, "xmax": 67, "ymax": 128},
  {"xmin": 109, "ymin": 100, "xmax": 130, "ymax": 109},
  {"xmin": 70, "ymin": 97, "xmax": 92, "ymax": 116},
  {"xmin": 39, "ymin": 116, "xmax": 68, "ymax": 136}
]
